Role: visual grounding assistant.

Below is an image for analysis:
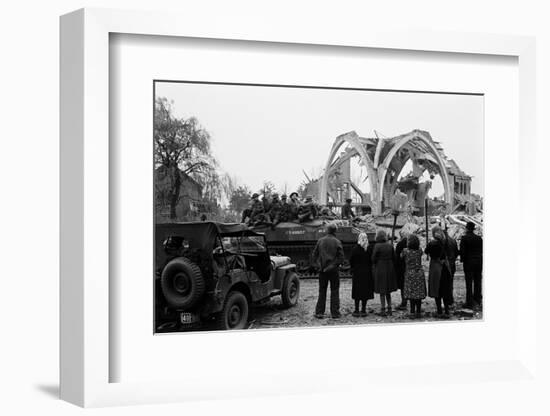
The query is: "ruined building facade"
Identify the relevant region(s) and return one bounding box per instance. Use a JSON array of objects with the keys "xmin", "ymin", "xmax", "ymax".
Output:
[{"xmin": 317, "ymin": 130, "xmax": 472, "ymax": 215}]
